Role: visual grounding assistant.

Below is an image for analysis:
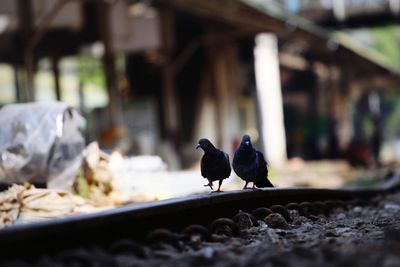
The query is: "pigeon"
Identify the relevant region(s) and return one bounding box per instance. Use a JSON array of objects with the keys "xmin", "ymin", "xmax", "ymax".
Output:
[
  {"xmin": 196, "ymin": 138, "xmax": 231, "ymax": 192},
  {"xmin": 233, "ymin": 134, "xmax": 273, "ymax": 189}
]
